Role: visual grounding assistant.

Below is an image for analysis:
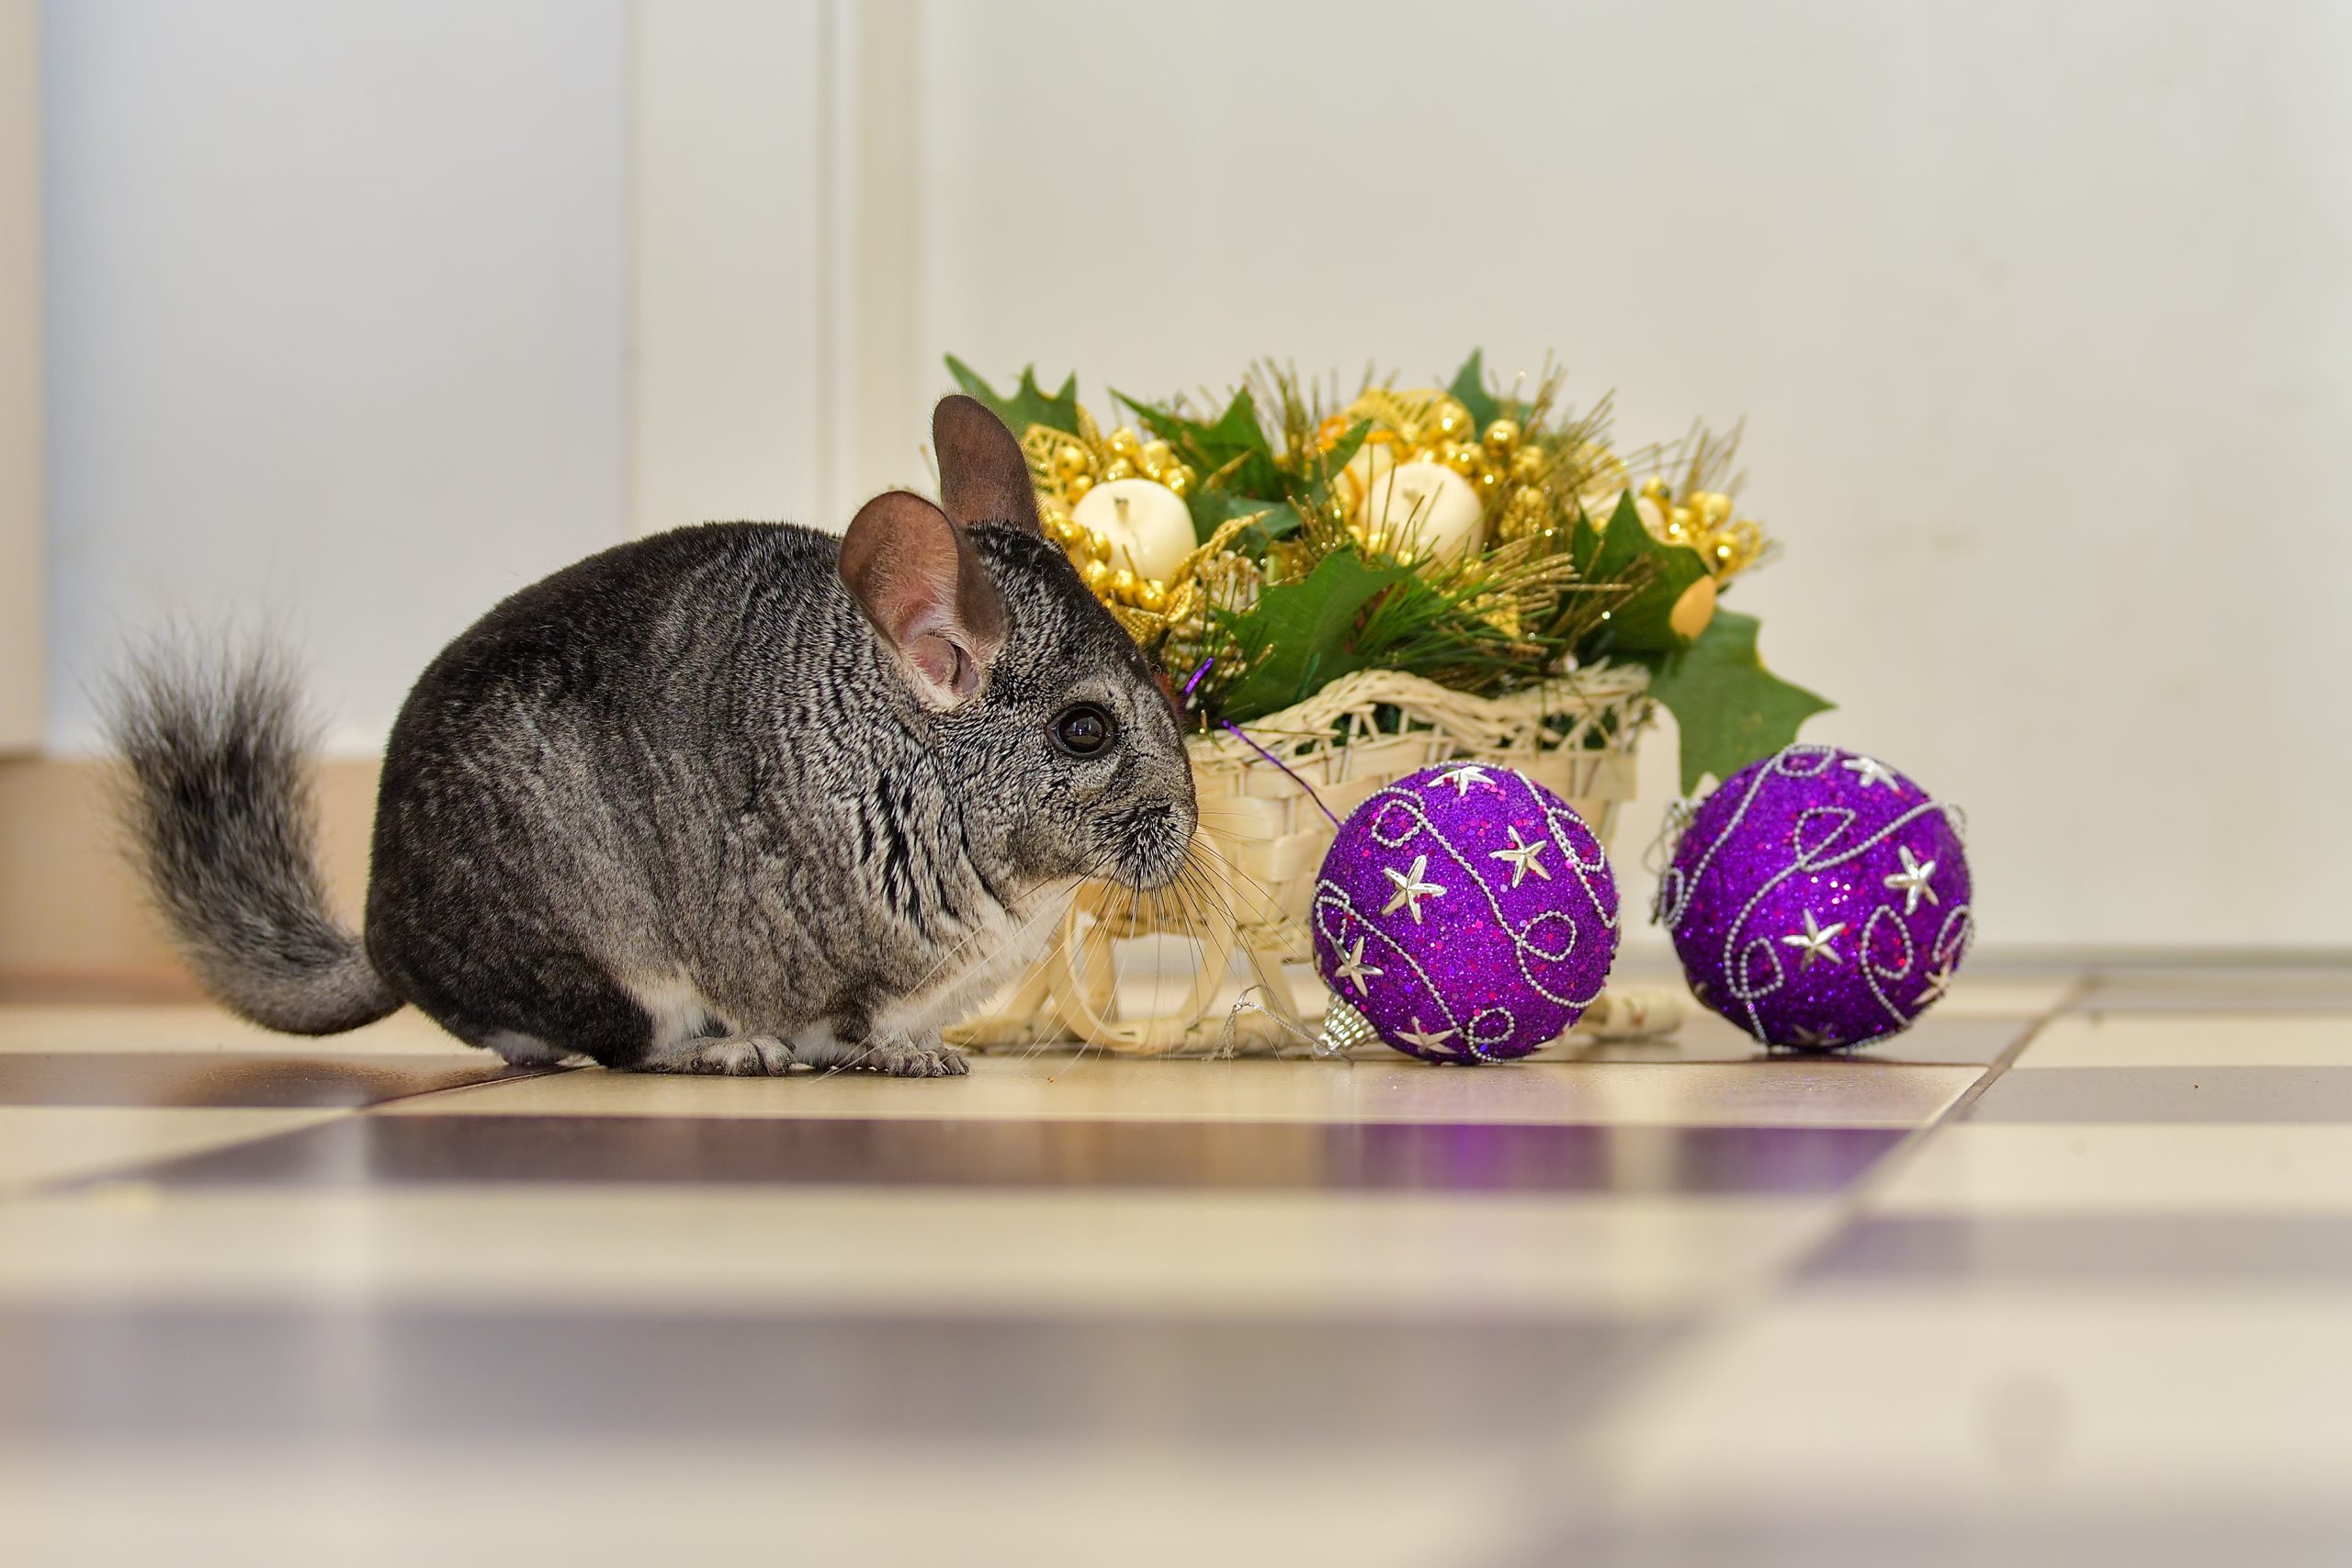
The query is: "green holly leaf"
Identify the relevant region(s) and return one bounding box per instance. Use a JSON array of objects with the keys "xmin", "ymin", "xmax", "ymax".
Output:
[
  {"xmin": 1447, "ymin": 350, "xmax": 1498, "ymax": 430},
  {"xmin": 1297, "ymin": 417, "xmax": 1372, "ymax": 511},
  {"xmin": 944, "ymin": 355, "xmax": 1082, "ymax": 437},
  {"xmin": 1187, "ymin": 491, "xmax": 1299, "ymax": 549},
  {"xmin": 1640, "ymin": 610, "xmax": 1833, "ymax": 794},
  {"xmin": 1570, "ymin": 491, "xmax": 1713, "ymax": 656},
  {"xmin": 1216, "ymin": 550, "xmax": 1411, "ymax": 722},
  {"xmin": 1114, "ymin": 386, "xmax": 1283, "ymax": 495}
]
